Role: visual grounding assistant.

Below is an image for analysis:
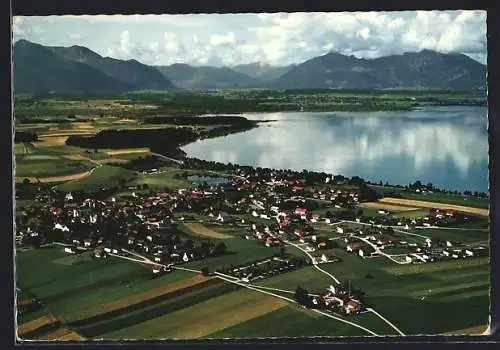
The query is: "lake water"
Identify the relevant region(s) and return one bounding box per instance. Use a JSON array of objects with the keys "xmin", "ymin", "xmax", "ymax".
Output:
[{"xmin": 182, "ymin": 106, "xmax": 488, "ymax": 193}]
